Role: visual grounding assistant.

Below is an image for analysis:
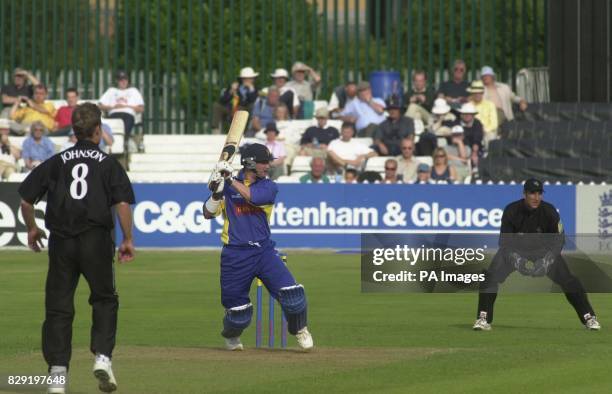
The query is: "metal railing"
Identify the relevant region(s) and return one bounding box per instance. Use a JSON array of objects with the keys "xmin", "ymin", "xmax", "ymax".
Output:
[{"xmin": 0, "ymin": 0, "xmax": 547, "ymax": 134}]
